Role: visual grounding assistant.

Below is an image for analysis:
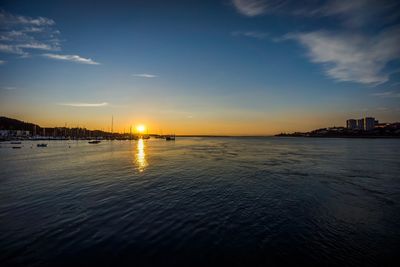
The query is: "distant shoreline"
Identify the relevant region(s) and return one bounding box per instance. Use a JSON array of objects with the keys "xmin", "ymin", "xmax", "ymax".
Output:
[
  {"xmin": 2, "ymin": 116, "xmax": 399, "ymax": 139},
  {"xmin": 274, "ymin": 135, "xmax": 400, "ymax": 139},
  {"xmin": 179, "ymin": 135, "xmax": 399, "ymax": 138}
]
